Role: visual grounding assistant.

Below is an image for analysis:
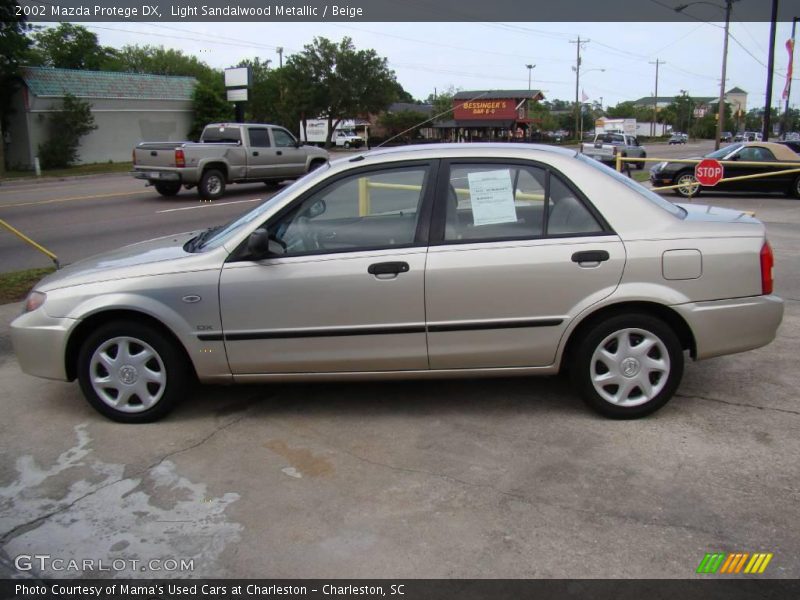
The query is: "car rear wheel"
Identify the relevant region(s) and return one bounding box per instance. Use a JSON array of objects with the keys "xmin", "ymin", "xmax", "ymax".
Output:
[
  {"xmin": 199, "ymin": 169, "xmax": 226, "ymax": 200},
  {"xmin": 790, "ymin": 175, "xmax": 800, "ymax": 199},
  {"xmin": 674, "ymin": 171, "xmax": 701, "ymax": 198},
  {"xmin": 573, "ymin": 313, "xmax": 684, "ymax": 419},
  {"xmin": 77, "ymin": 321, "xmax": 190, "ymax": 423},
  {"xmin": 154, "ymin": 182, "xmax": 181, "ymax": 197}
]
